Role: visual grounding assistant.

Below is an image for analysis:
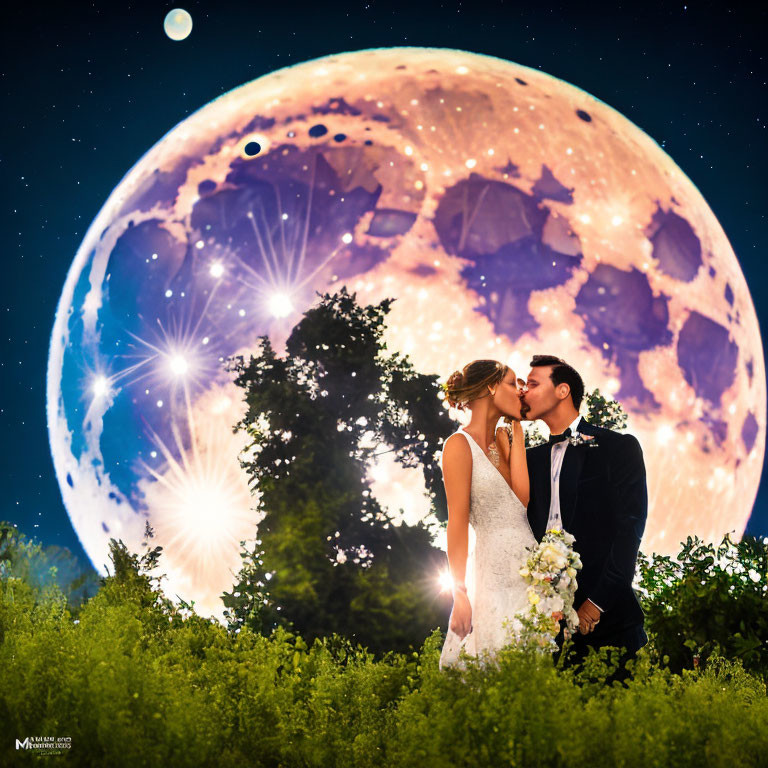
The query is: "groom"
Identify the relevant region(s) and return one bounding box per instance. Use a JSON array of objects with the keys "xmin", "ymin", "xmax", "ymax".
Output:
[{"xmin": 521, "ymin": 355, "xmax": 648, "ymax": 681}]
